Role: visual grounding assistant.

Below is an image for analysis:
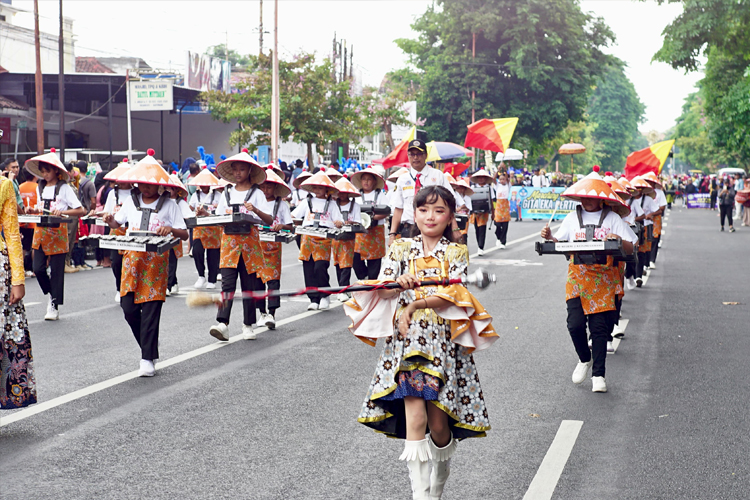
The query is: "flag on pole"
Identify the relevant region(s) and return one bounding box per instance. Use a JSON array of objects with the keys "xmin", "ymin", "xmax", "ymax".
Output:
[
  {"xmin": 443, "ymin": 160, "xmax": 471, "ymax": 178},
  {"xmin": 464, "ymin": 118, "xmax": 519, "ymax": 153},
  {"xmin": 382, "ymin": 126, "xmax": 416, "ymax": 168},
  {"xmin": 624, "ymin": 140, "xmax": 675, "ymax": 179}
]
